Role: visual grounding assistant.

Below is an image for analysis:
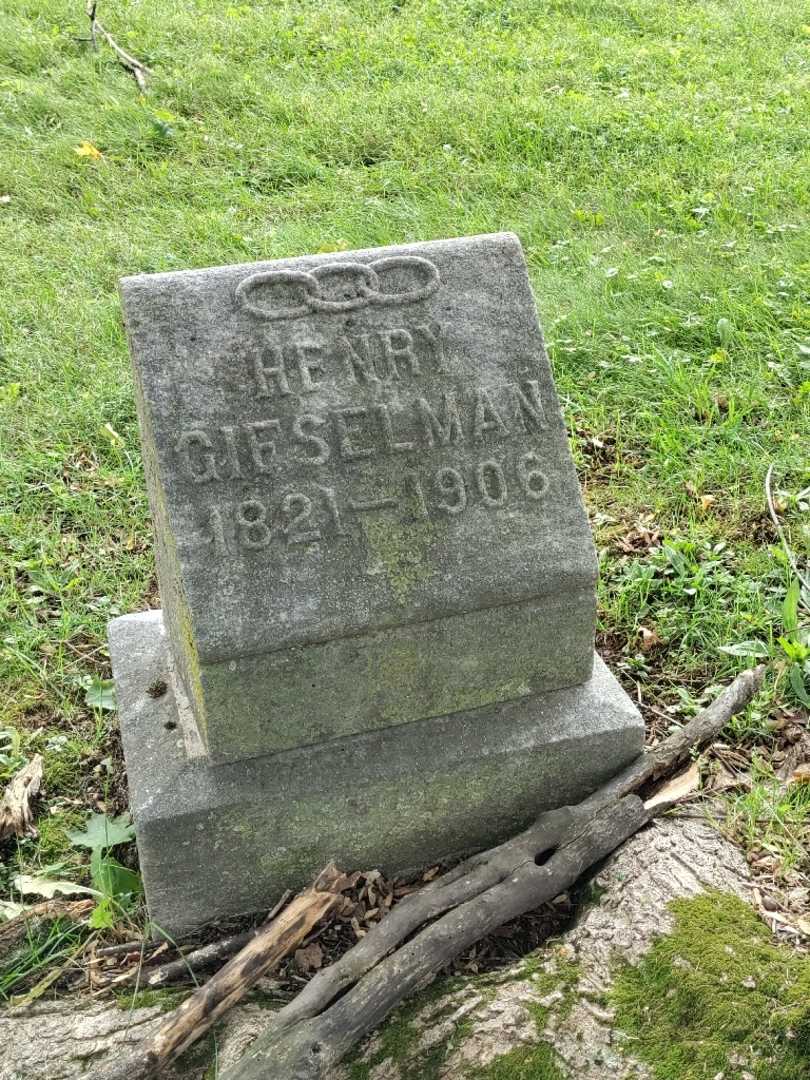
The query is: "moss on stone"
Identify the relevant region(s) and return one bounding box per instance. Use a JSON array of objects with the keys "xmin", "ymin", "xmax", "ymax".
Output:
[
  {"xmin": 112, "ymin": 985, "xmax": 188, "ymax": 1012},
  {"xmin": 470, "ymin": 1043, "xmax": 567, "ymax": 1079},
  {"xmin": 363, "ymin": 515, "xmax": 437, "ymax": 606},
  {"xmin": 610, "ymin": 891, "xmax": 810, "ymax": 1079},
  {"xmin": 345, "ymin": 957, "xmax": 578, "ymax": 1080},
  {"xmin": 176, "ymin": 1031, "xmax": 217, "ymax": 1076},
  {"xmin": 523, "ymin": 957, "xmax": 581, "ymax": 1028},
  {"xmin": 175, "ymin": 589, "xmax": 206, "ymax": 735}
]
